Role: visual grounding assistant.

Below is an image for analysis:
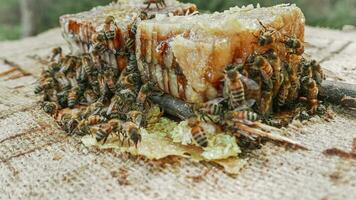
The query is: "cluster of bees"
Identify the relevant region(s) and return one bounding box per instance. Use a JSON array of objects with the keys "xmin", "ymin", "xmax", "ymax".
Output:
[
  {"xmin": 35, "ymin": 15, "xmax": 162, "ymax": 148},
  {"xmin": 36, "ymin": 46, "xmax": 163, "ymax": 147},
  {"xmin": 36, "ymin": 14, "xmax": 325, "ymax": 150},
  {"xmin": 184, "ymin": 21, "xmax": 326, "ymax": 148}
]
